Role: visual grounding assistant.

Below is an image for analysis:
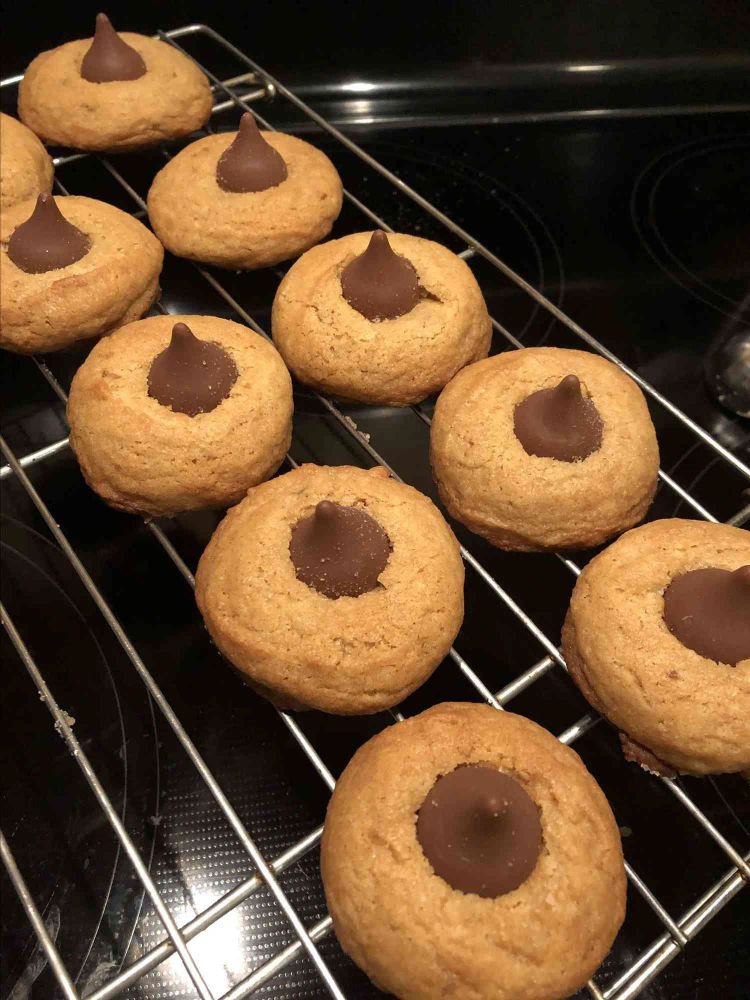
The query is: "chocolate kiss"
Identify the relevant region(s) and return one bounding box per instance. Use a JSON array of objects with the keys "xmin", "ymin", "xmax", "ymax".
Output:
[
  {"xmin": 340, "ymin": 230, "xmax": 421, "ymax": 321},
  {"xmin": 7, "ymin": 194, "xmax": 90, "ymax": 274},
  {"xmin": 147, "ymin": 322, "xmax": 239, "ymax": 417},
  {"xmin": 663, "ymin": 565, "xmax": 750, "ymax": 665},
  {"xmin": 514, "ymin": 373, "xmax": 603, "ymax": 462},
  {"xmin": 416, "ymin": 765, "xmax": 542, "ymax": 898},
  {"xmin": 216, "ymin": 113, "xmax": 288, "ymax": 193},
  {"xmin": 80, "ymin": 13, "xmax": 147, "ymax": 83},
  {"xmin": 289, "ymin": 500, "xmax": 391, "ymax": 599}
]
